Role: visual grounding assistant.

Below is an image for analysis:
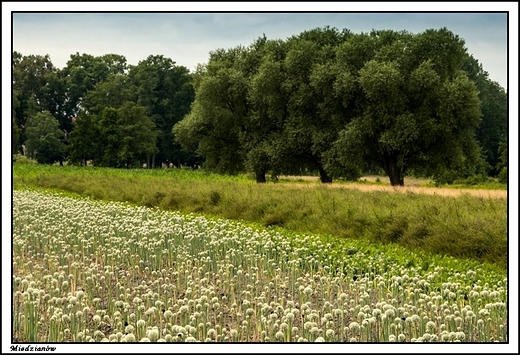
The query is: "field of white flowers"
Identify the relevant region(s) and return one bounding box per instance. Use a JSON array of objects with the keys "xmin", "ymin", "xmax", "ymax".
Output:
[{"xmin": 12, "ymin": 189, "xmax": 507, "ymax": 343}]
